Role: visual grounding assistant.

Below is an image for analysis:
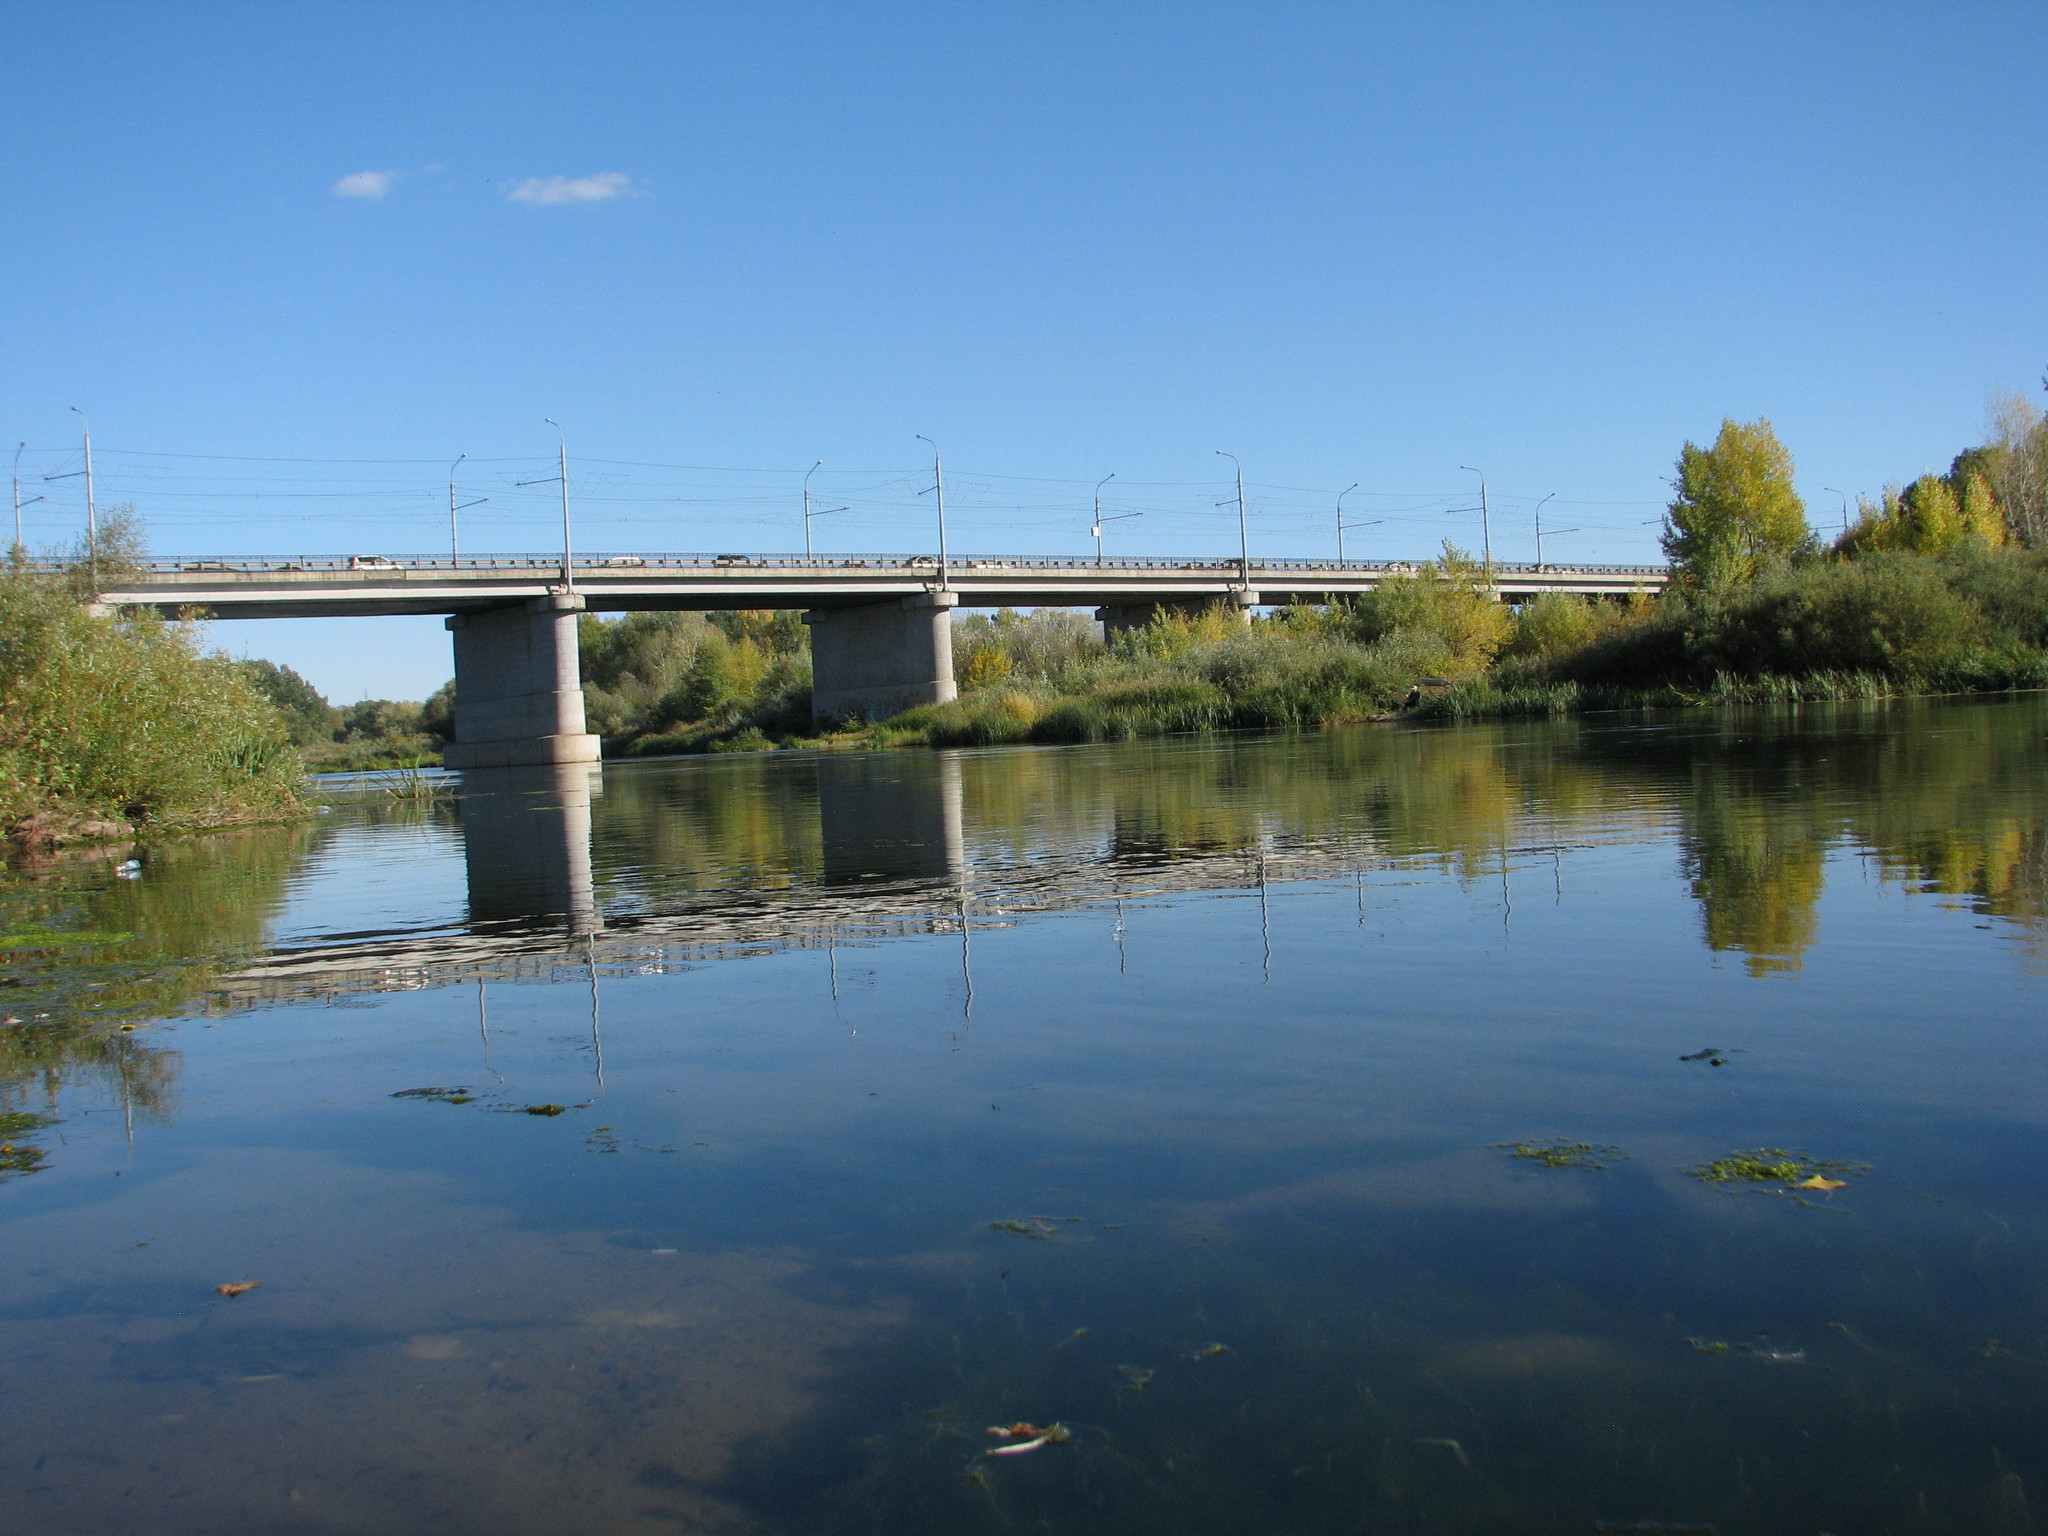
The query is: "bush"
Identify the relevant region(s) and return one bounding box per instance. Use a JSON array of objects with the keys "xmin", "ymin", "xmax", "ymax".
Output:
[
  {"xmin": 1697, "ymin": 557, "xmax": 1984, "ymax": 678},
  {"xmin": 0, "ymin": 569, "xmax": 303, "ymax": 829},
  {"xmin": 1343, "ymin": 546, "xmax": 1512, "ymax": 677}
]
